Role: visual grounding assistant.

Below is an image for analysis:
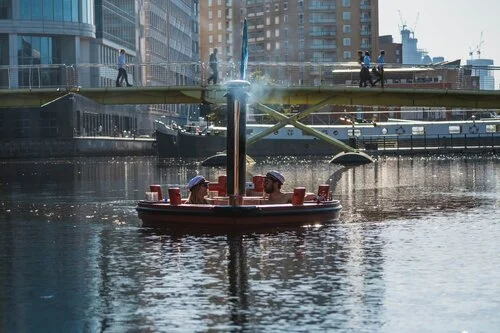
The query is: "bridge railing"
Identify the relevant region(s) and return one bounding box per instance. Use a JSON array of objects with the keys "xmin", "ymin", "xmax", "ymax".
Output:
[{"xmin": 0, "ymin": 62, "xmax": 498, "ymax": 90}]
